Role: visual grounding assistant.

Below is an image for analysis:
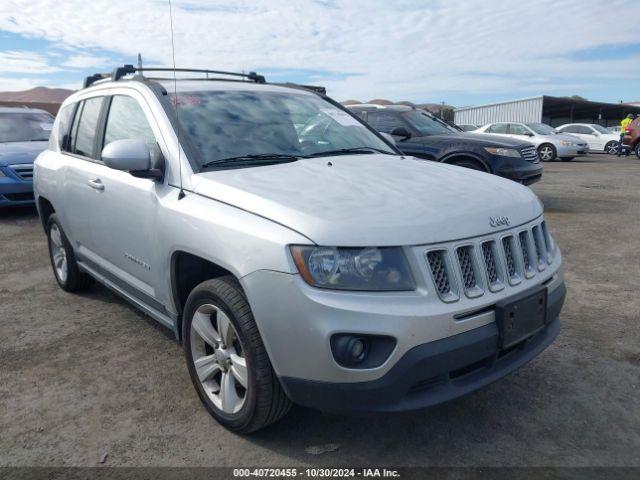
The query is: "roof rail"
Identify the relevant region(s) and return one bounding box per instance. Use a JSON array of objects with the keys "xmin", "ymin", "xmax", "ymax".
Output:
[{"xmin": 83, "ymin": 65, "xmax": 267, "ymax": 89}]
